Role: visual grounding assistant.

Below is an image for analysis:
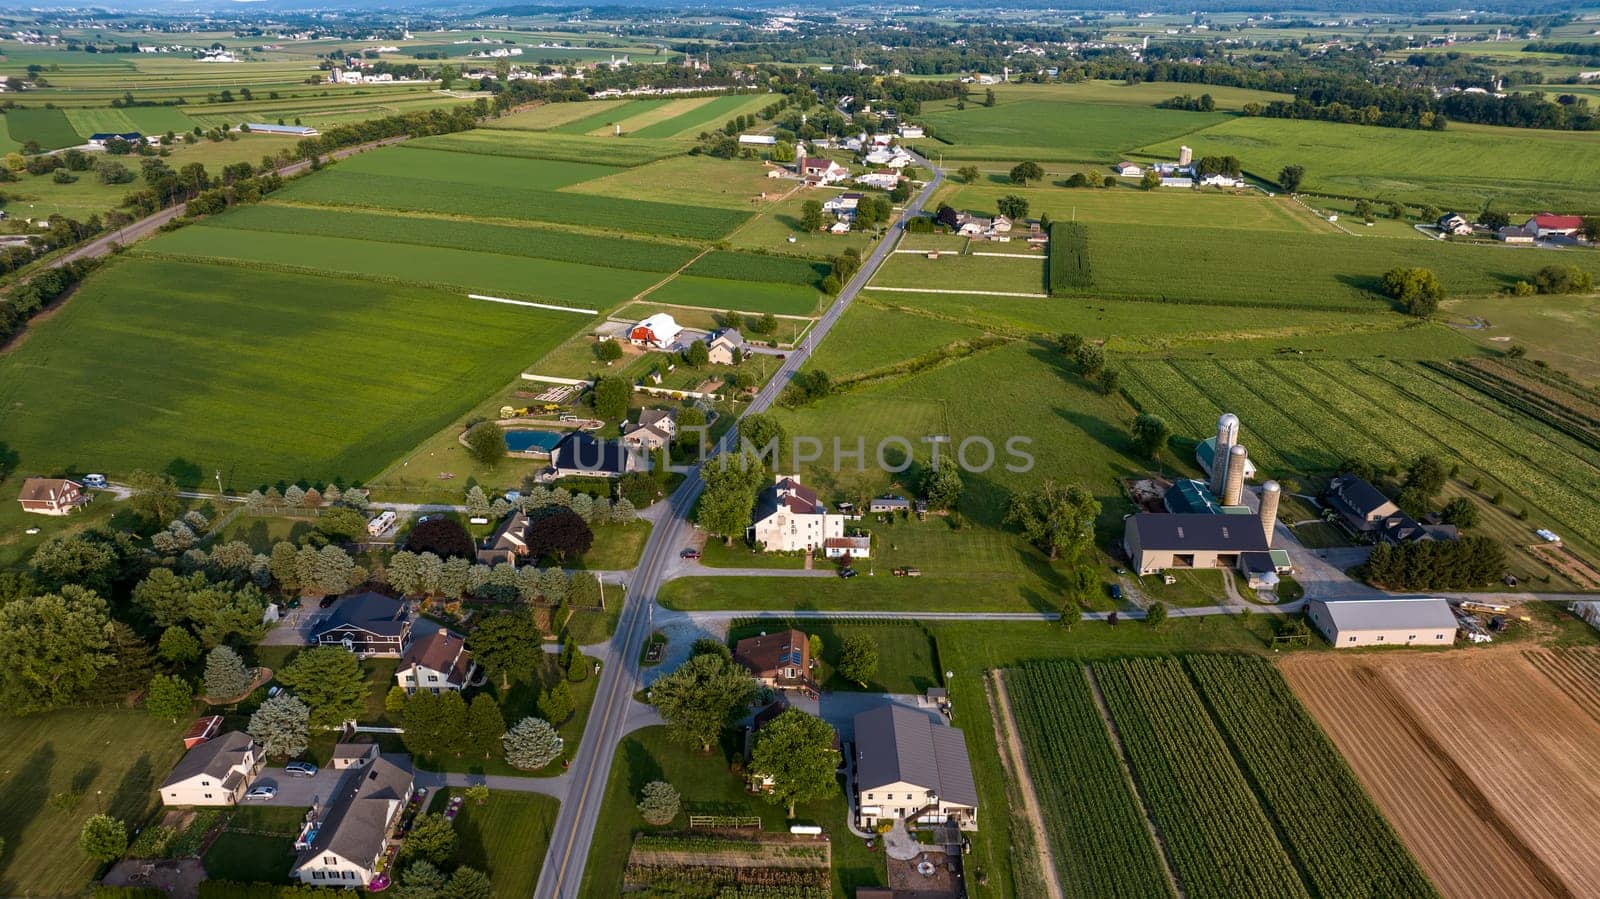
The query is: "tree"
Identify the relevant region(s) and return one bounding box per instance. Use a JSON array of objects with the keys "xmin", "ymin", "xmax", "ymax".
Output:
[
  {"xmin": 278, "ymin": 646, "xmax": 366, "ymax": 728},
  {"xmin": 1277, "ymin": 164, "xmax": 1305, "ymax": 192},
  {"xmin": 249, "ymin": 693, "xmax": 310, "ymax": 758},
  {"xmin": 1442, "ymin": 496, "xmax": 1480, "ymax": 528},
  {"xmin": 595, "ymin": 338, "xmax": 624, "ymax": 362},
  {"xmin": 934, "ymin": 204, "xmax": 960, "ymax": 230},
  {"xmin": 1140, "ymin": 170, "xmax": 1161, "ymax": 190},
  {"xmin": 650, "ymin": 653, "xmax": 757, "ymax": 751},
  {"xmin": 592, "ymin": 376, "xmax": 631, "ymax": 423},
  {"xmin": 1059, "ymin": 600, "xmax": 1082, "ymax": 630},
  {"xmin": 400, "ymin": 859, "xmax": 446, "ymax": 896},
  {"xmin": 685, "ymin": 339, "xmax": 710, "ymax": 369},
  {"xmin": 465, "ymin": 783, "xmax": 490, "ymax": 806},
  {"xmin": 996, "ymin": 194, "xmax": 1029, "ymax": 219},
  {"xmin": 465, "ymin": 694, "xmax": 506, "ymax": 759},
  {"xmin": 837, "ymin": 634, "xmax": 878, "ymax": 687},
  {"xmin": 203, "ymin": 645, "xmax": 252, "ymax": 700},
  {"xmin": 697, "ymin": 460, "xmax": 762, "ymax": 544},
  {"xmin": 538, "ymin": 679, "xmax": 575, "ymax": 725},
  {"xmin": 1532, "ymin": 264, "xmax": 1593, "ymax": 295},
  {"xmin": 503, "ymin": 717, "xmax": 564, "ymax": 769},
  {"xmin": 470, "ymin": 613, "xmax": 540, "ymax": 689},
  {"xmin": 800, "ymin": 199, "xmax": 824, "ymax": 231},
  {"xmin": 984, "ymin": 87, "xmax": 996, "ymax": 107},
  {"xmin": 0, "ymin": 586, "xmax": 114, "ymax": 715},
  {"xmin": 445, "ymin": 866, "xmax": 493, "ymax": 899},
  {"xmin": 385, "ymin": 684, "xmax": 410, "ymax": 715},
  {"xmin": 1479, "ymin": 210, "xmax": 1510, "ymax": 230},
  {"xmin": 126, "ymin": 469, "xmax": 181, "ymax": 523},
  {"xmin": 1009, "ymin": 161, "xmax": 1043, "ymax": 185},
  {"xmin": 407, "ymin": 517, "xmax": 475, "ymax": 561},
  {"xmin": 146, "ymin": 673, "xmax": 193, "ymax": 722},
  {"xmin": 1146, "ymin": 601, "xmax": 1167, "ymax": 629},
  {"xmin": 1056, "ymin": 332, "xmax": 1085, "ymax": 355},
  {"xmin": 399, "ymin": 814, "xmax": 457, "ymax": 867},
  {"xmin": 1379, "ymin": 267, "xmax": 1444, "ymax": 317},
  {"xmin": 637, "ymin": 780, "xmax": 680, "ymax": 825},
  {"xmin": 465, "ymin": 422, "xmax": 507, "ymax": 467},
  {"xmin": 526, "ymin": 508, "xmax": 594, "ymax": 561},
  {"xmin": 1073, "ymin": 343, "xmax": 1105, "ymax": 376},
  {"xmin": 1006, "ymin": 480, "xmax": 1101, "ymax": 562},
  {"xmin": 158, "ymin": 626, "xmax": 201, "ymax": 665},
  {"xmin": 771, "ymin": 140, "xmax": 795, "ymax": 163},
  {"xmin": 957, "ymin": 165, "xmax": 980, "ymax": 184},
  {"xmin": 751, "ymin": 709, "xmax": 840, "ymax": 816},
  {"xmin": 79, "ymin": 814, "xmax": 127, "ymax": 862},
  {"xmin": 740, "ymin": 413, "xmax": 787, "ymax": 462},
  {"xmin": 1131, "ymin": 413, "xmax": 1171, "ymax": 460},
  {"xmin": 922, "ymin": 465, "xmax": 963, "ymax": 511},
  {"xmin": 404, "ymin": 690, "xmax": 468, "ymax": 758},
  {"xmin": 1097, "ymin": 366, "xmax": 1121, "ymax": 396}
]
